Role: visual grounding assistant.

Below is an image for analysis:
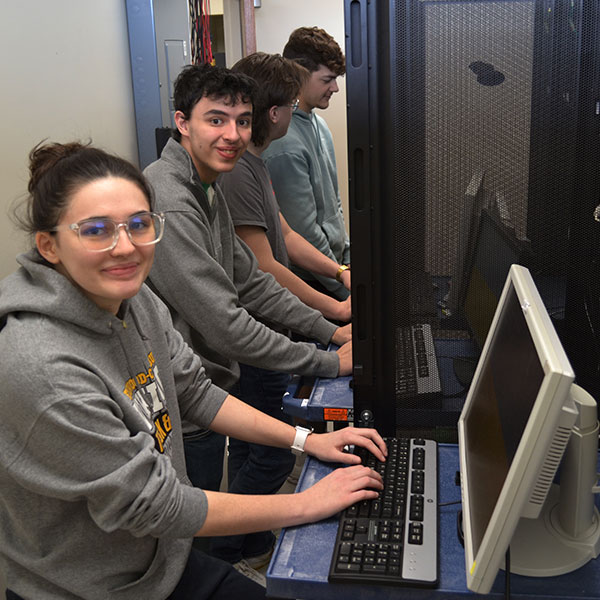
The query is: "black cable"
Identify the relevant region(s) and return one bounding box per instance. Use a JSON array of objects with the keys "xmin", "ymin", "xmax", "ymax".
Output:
[
  {"xmin": 456, "ymin": 509, "xmax": 464, "ymax": 547},
  {"xmin": 188, "ymin": 0, "xmax": 212, "ymax": 65},
  {"xmin": 439, "ymin": 499, "xmax": 462, "ymax": 507},
  {"xmin": 583, "ymin": 287, "xmax": 600, "ymax": 375},
  {"xmin": 504, "ymin": 547, "xmax": 511, "ymax": 600}
]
